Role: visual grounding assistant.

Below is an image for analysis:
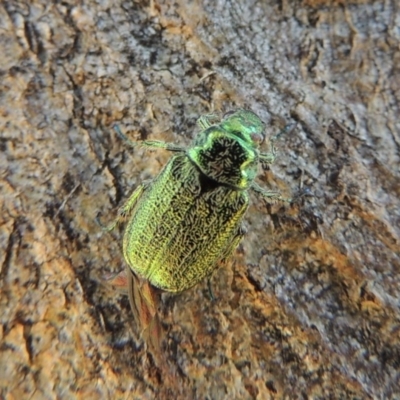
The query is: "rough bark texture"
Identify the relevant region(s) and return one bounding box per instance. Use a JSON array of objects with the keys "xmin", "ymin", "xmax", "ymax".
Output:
[{"xmin": 1, "ymin": 0, "xmax": 399, "ymax": 399}]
